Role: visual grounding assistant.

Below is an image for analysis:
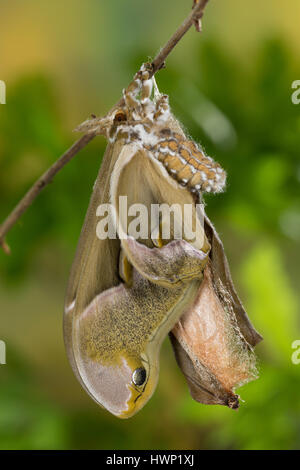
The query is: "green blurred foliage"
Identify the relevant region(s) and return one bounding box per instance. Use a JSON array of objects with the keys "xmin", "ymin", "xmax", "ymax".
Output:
[{"xmin": 0, "ymin": 10, "xmax": 300, "ymax": 449}]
